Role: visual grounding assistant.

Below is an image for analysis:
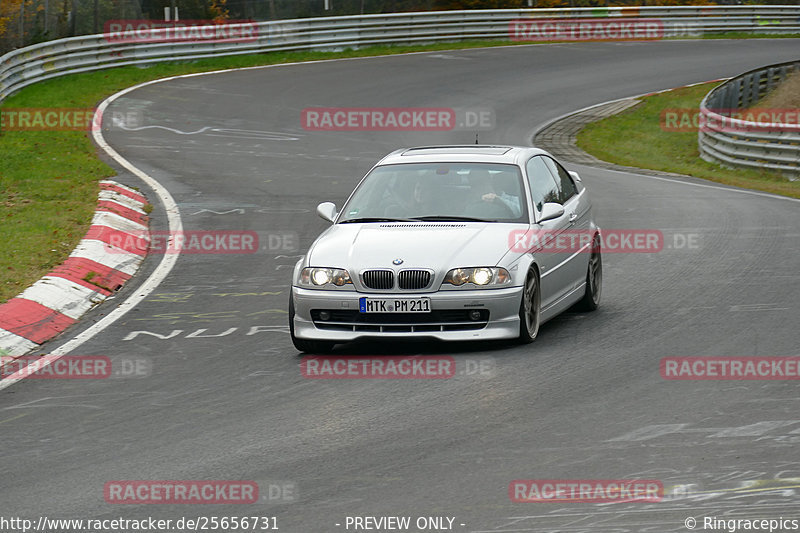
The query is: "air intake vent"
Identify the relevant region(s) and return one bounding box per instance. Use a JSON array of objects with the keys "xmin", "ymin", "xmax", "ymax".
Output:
[
  {"xmin": 379, "ymin": 224, "xmax": 466, "ymax": 228},
  {"xmin": 398, "ymin": 270, "xmax": 432, "ymax": 290},
  {"xmin": 362, "ymin": 270, "xmax": 394, "ymax": 290}
]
